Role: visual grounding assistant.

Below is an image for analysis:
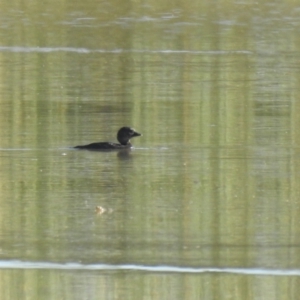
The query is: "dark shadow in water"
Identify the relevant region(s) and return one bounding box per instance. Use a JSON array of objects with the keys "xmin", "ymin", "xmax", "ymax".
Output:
[
  {"xmin": 117, "ymin": 149, "xmax": 133, "ymax": 160},
  {"xmin": 73, "ymin": 146, "xmax": 134, "ymax": 160}
]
